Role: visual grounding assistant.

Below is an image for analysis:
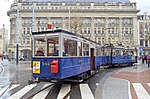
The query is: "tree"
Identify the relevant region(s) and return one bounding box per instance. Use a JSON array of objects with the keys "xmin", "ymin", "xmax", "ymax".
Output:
[{"xmin": 70, "ymin": 17, "xmax": 83, "ymax": 34}]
